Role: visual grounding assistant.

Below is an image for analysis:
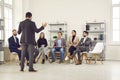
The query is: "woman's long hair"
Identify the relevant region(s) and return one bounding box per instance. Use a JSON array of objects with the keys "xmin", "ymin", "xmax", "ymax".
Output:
[
  {"xmin": 72, "ymin": 30, "xmax": 76, "ymax": 36},
  {"xmin": 39, "ymin": 32, "xmax": 45, "ymax": 39}
]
